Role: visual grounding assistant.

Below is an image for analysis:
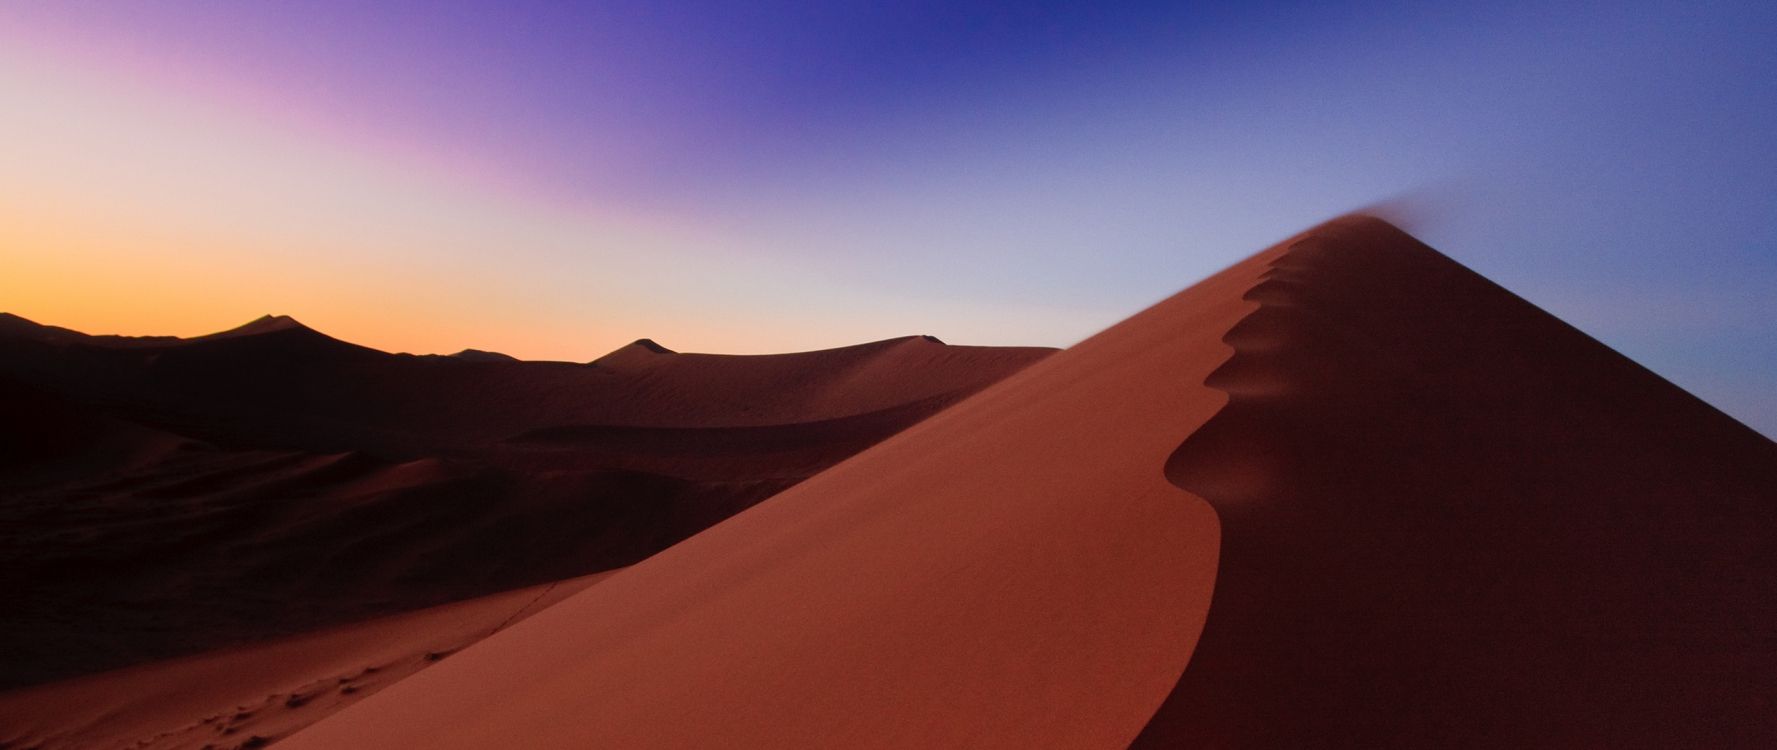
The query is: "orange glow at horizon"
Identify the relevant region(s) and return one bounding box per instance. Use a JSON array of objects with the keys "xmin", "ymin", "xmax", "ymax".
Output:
[
  {"xmin": 0, "ymin": 23, "xmax": 1095, "ymax": 364},
  {"xmin": 1, "ymin": 215, "xmax": 611, "ymax": 360},
  {"xmin": 0, "ymin": 44, "xmax": 891, "ymax": 362}
]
